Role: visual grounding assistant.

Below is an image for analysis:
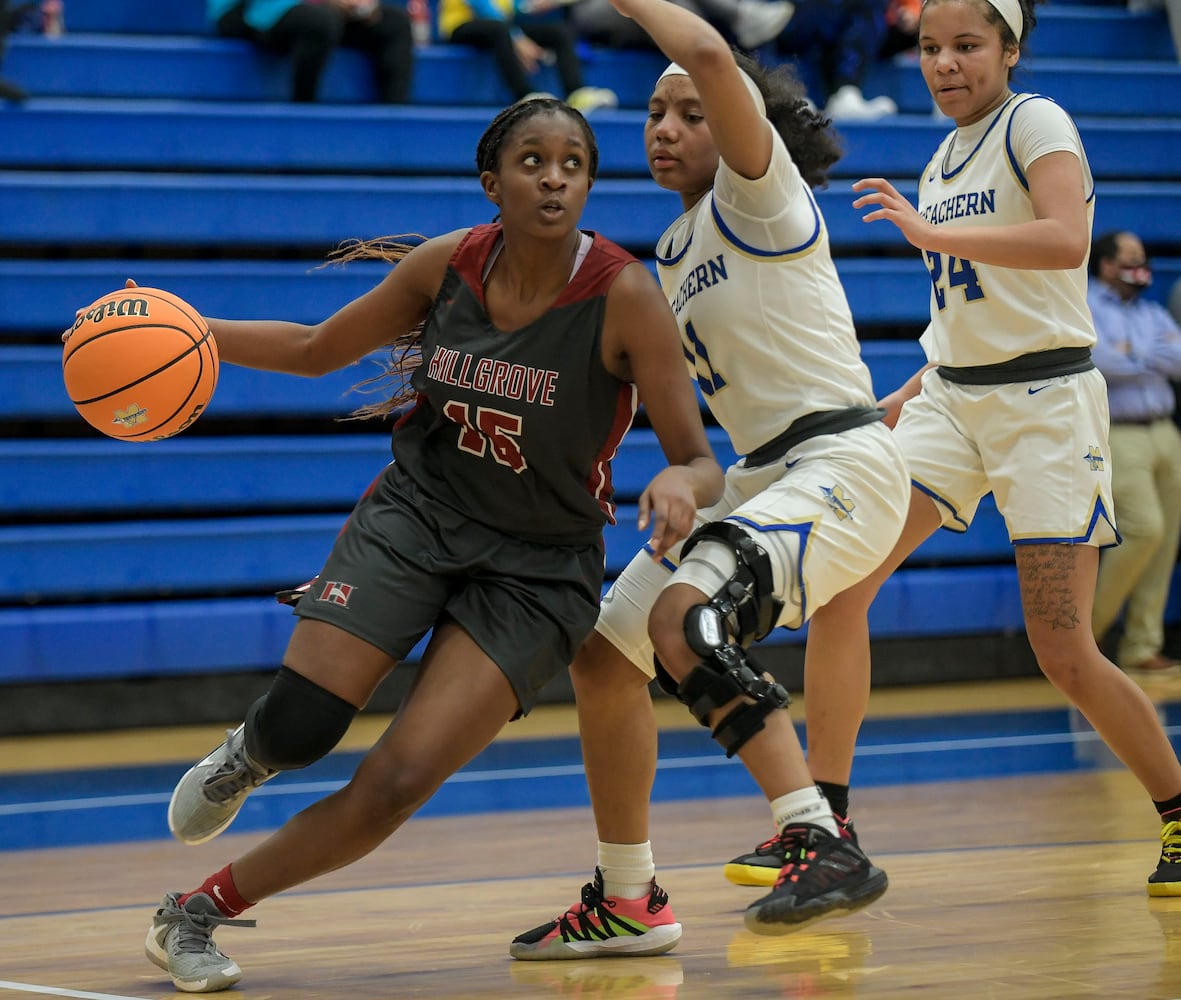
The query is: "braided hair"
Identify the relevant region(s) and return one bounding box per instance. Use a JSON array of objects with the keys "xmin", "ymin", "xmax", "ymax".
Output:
[{"xmin": 475, "ymin": 97, "xmax": 600, "ymax": 180}]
